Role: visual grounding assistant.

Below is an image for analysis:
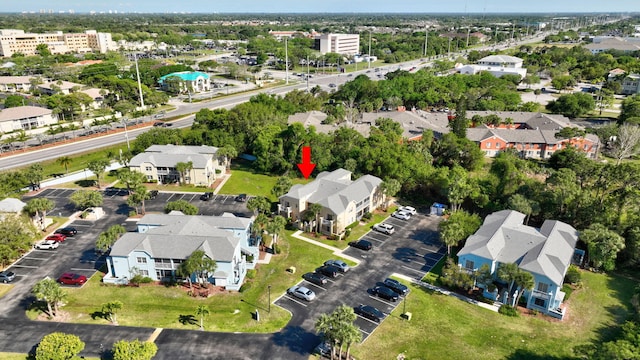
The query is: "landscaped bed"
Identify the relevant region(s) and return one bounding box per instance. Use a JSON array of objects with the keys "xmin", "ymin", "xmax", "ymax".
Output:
[{"xmin": 350, "ymin": 270, "xmax": 637, "ymax": 360}]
